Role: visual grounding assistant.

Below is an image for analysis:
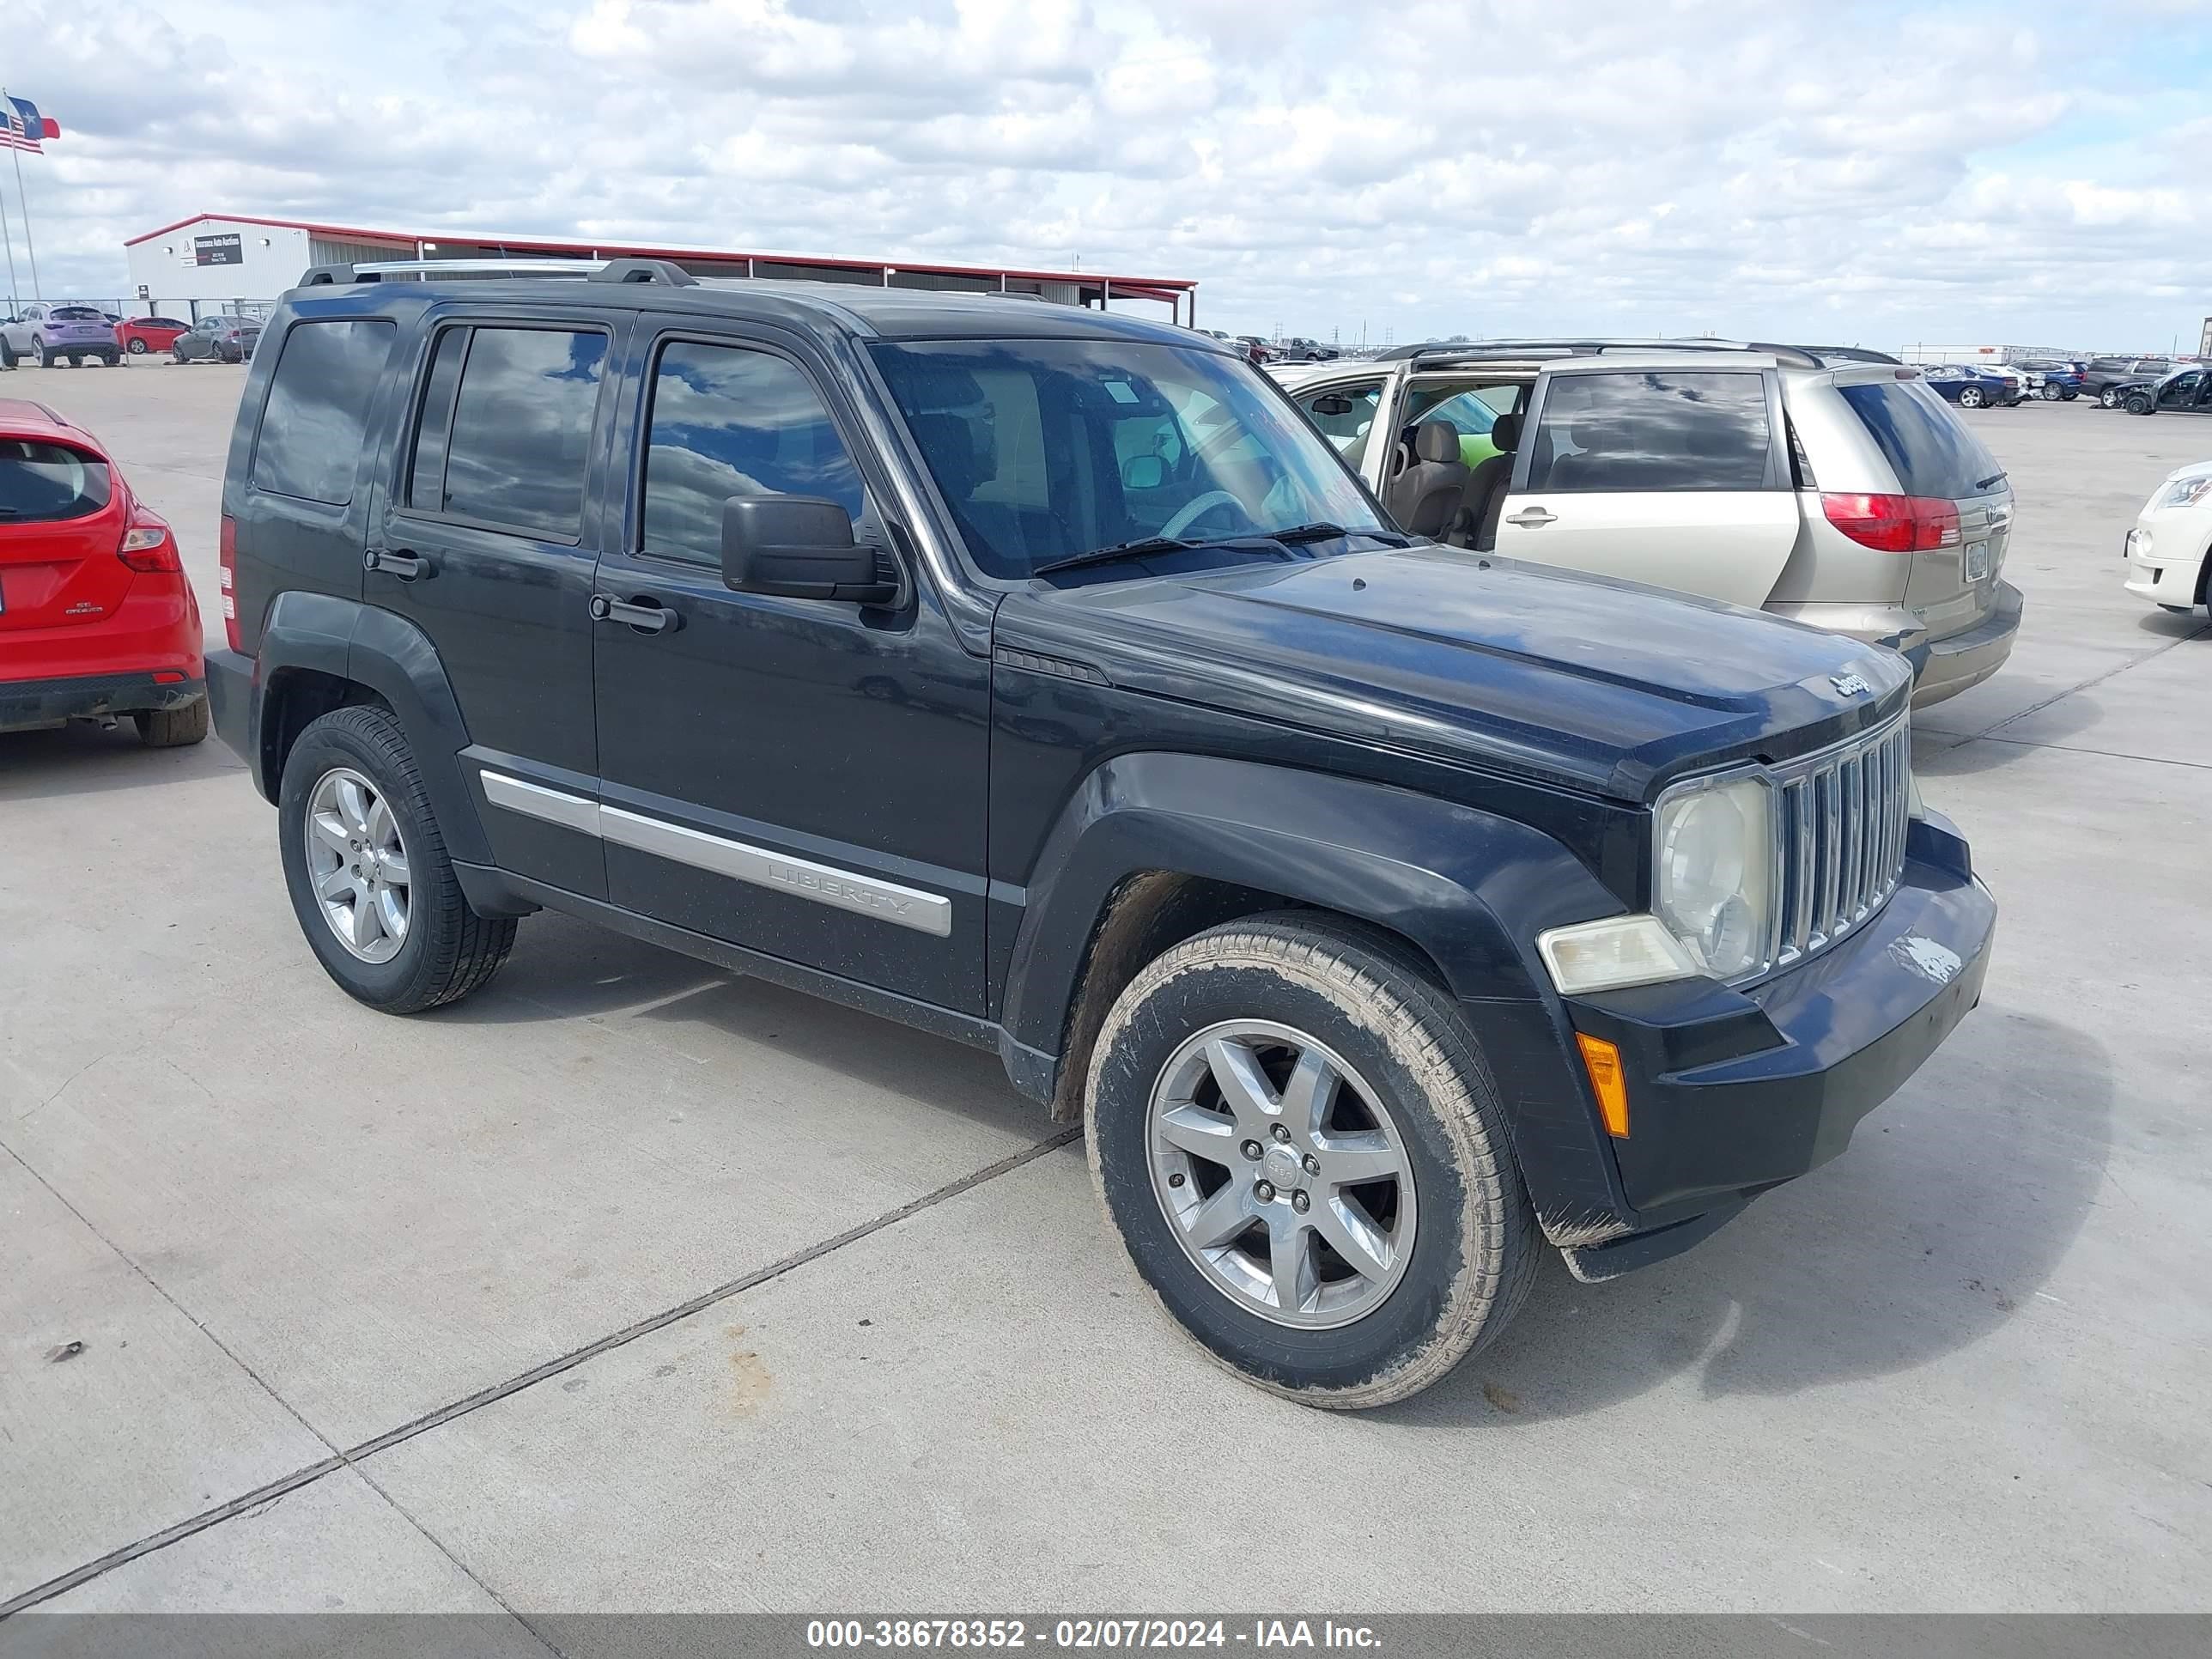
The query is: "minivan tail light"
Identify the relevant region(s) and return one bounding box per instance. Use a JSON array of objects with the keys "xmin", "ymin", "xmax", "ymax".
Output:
[
  {"xmin": 1821, "ymin": 492, "xmax": 1961, "ymax": 553},
  {"xmin": 118, "ymin": 518, "xmax": 183, "ymax": 574},
  {"xmin": 219, "ymin": 514, "xmax": 240, "ymax": 651}
]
